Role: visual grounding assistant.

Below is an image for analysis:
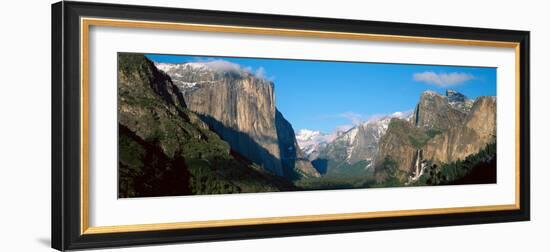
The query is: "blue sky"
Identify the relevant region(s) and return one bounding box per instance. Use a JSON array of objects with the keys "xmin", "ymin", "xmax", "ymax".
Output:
[{"xmin": 146, "ymin": 54, "xmax": 496, "ymax": 133}]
